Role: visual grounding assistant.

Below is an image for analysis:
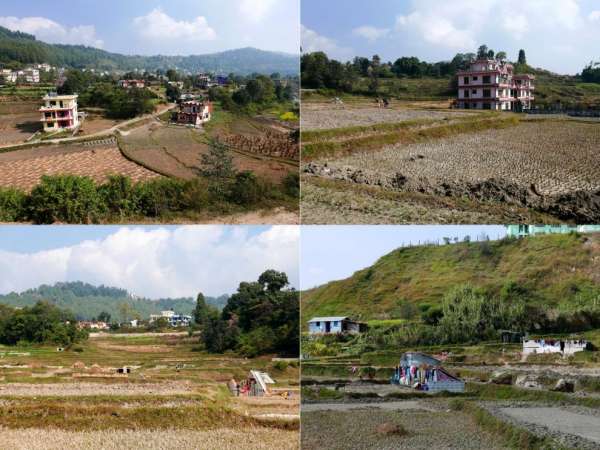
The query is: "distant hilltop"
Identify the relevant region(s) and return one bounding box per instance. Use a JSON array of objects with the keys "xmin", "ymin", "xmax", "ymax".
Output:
[
  {"xmin": 0, "ymin": 281, "xmax": 229, "ymax": 321},
  {"xmin": 0, "ymin": 26, "xmax": 299, "ymax": 75}
]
